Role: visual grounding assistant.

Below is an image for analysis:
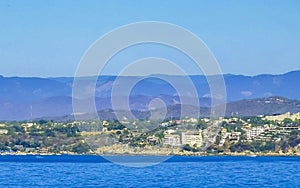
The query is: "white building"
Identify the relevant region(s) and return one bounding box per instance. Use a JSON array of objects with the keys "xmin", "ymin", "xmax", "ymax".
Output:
[
  {"xmin": 0, "ymin": 129, "xmax": 8, "ymax": 135},
  {"xmin": 246, "ymin": 127, "xmax": 265, "ymax": 140},
  {"xmin": 181, "ymin": 130, "xmax": 203, "ymax": 148},
  {"xmin": 163, "ymin": 134, "xmax": 181, "ymax": 147},
  {"xmin": 164, "ymin": 129, "xmax": 175, "ymax": 135},
  {"xmin": 228, "ymin": 132, "xmax": 241, "ymax": 142},
  {"xmin": 264, "ymin": 112, "xmax": 300, "ymax": 121}
]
